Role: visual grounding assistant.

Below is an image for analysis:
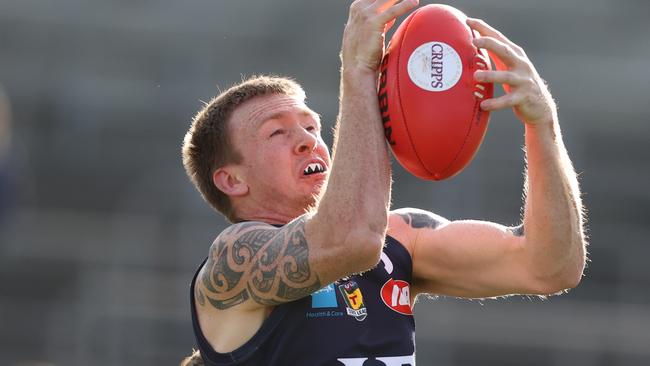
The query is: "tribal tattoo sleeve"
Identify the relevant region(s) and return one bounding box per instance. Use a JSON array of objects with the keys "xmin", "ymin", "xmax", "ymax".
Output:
[{"xmin": 196, "ymin": 217, "xmax": 321, "ymax": 310}]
